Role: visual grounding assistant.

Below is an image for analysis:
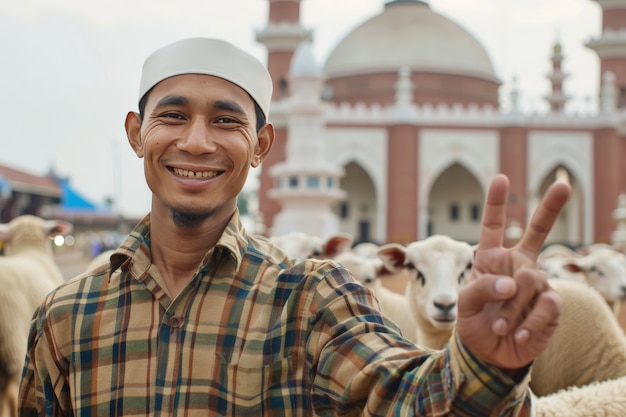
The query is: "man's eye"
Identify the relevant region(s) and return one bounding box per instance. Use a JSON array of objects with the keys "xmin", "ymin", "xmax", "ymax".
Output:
[
  {"xmin": 215, "ymin": 116, "xmax": 239, "ymax": 124},
  {"xmin": 161, "ymin": 112, "xmax": 185, "ymax": 120}
]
